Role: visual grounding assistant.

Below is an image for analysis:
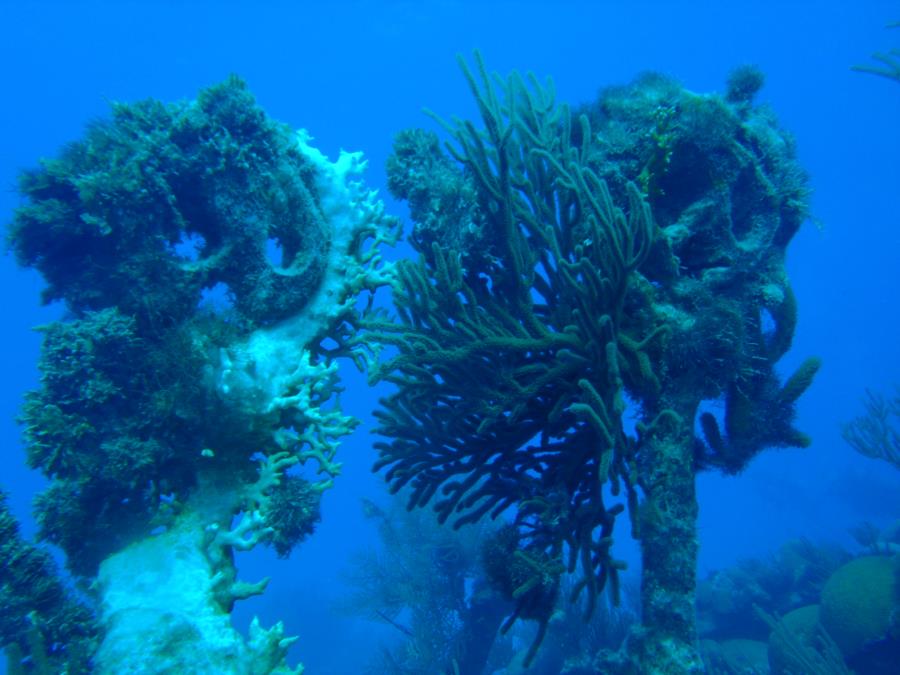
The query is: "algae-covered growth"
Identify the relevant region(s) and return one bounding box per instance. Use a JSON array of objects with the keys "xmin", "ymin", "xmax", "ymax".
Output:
[{"xmin": 4, "ymin": 76, "xmax": 398, "ymax": 674}]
